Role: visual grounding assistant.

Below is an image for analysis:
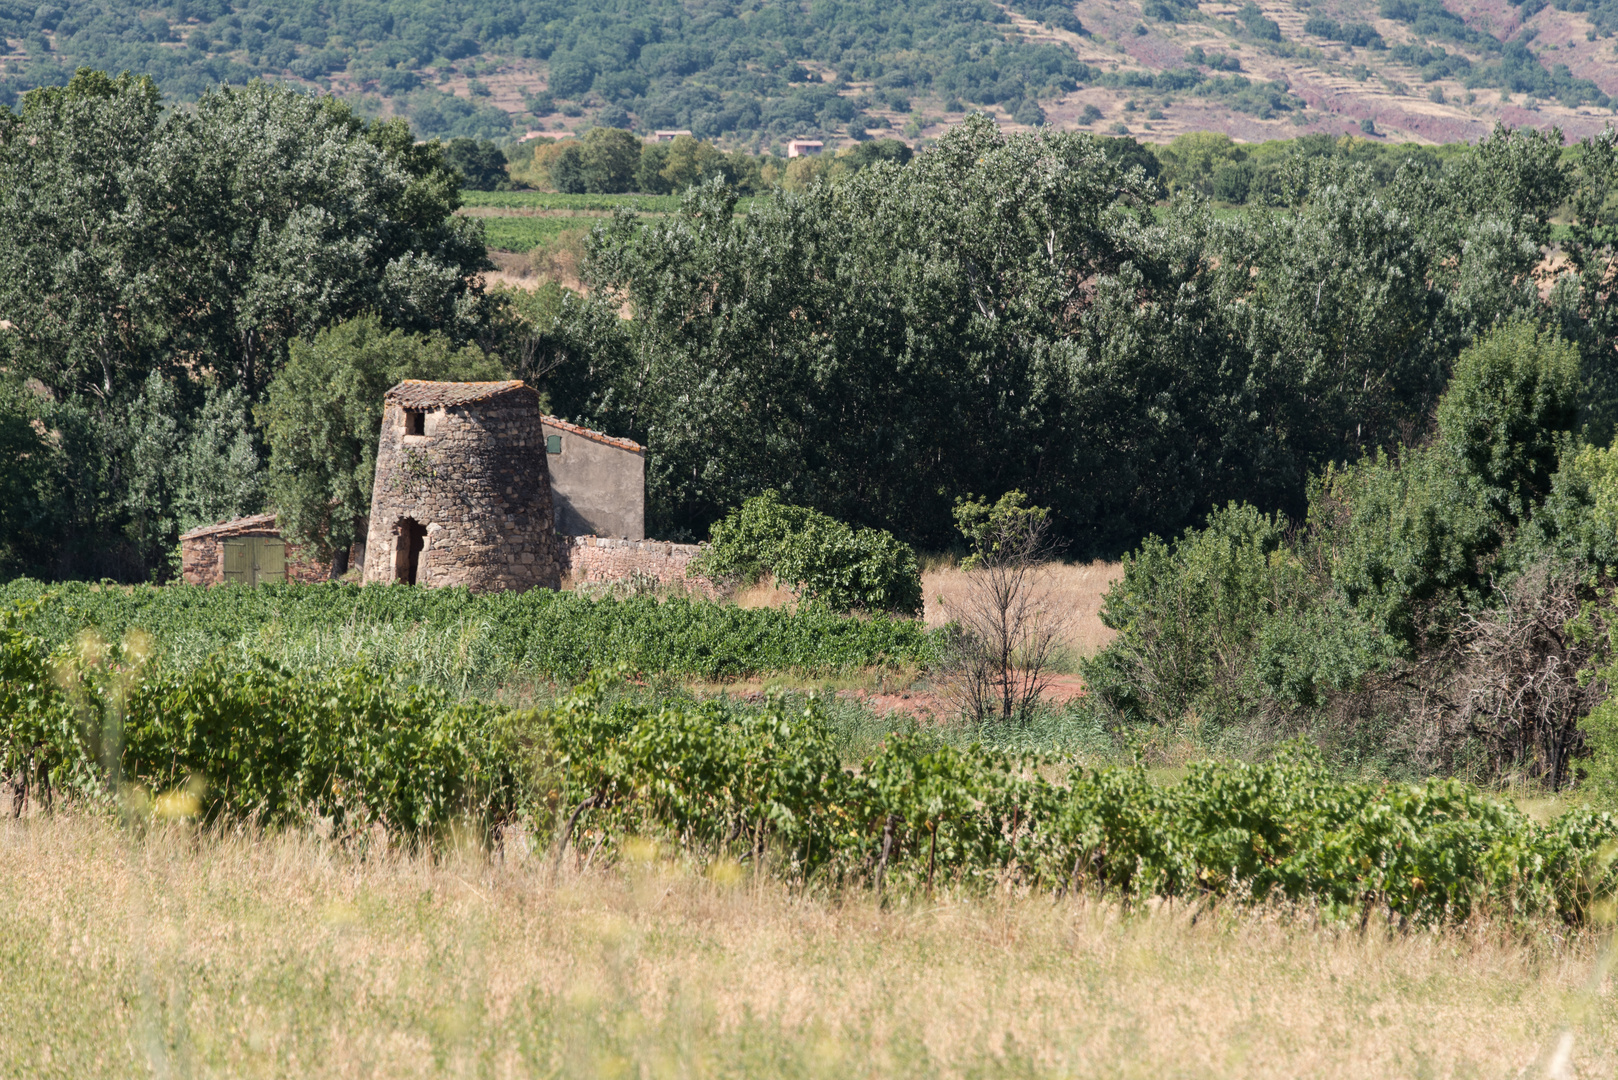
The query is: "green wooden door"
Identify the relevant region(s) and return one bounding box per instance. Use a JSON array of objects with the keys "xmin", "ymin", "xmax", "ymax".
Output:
[
  {"xmin": 223, "ymin": 537, "xmax": 286, "ymax": 585},
  {"xmin": 223, "ymin": 540, "xmax": 249, "ymax": 584},
  {"xmin": 255, "ymin": 537, "xmax": 287, "ymax": 584}
]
